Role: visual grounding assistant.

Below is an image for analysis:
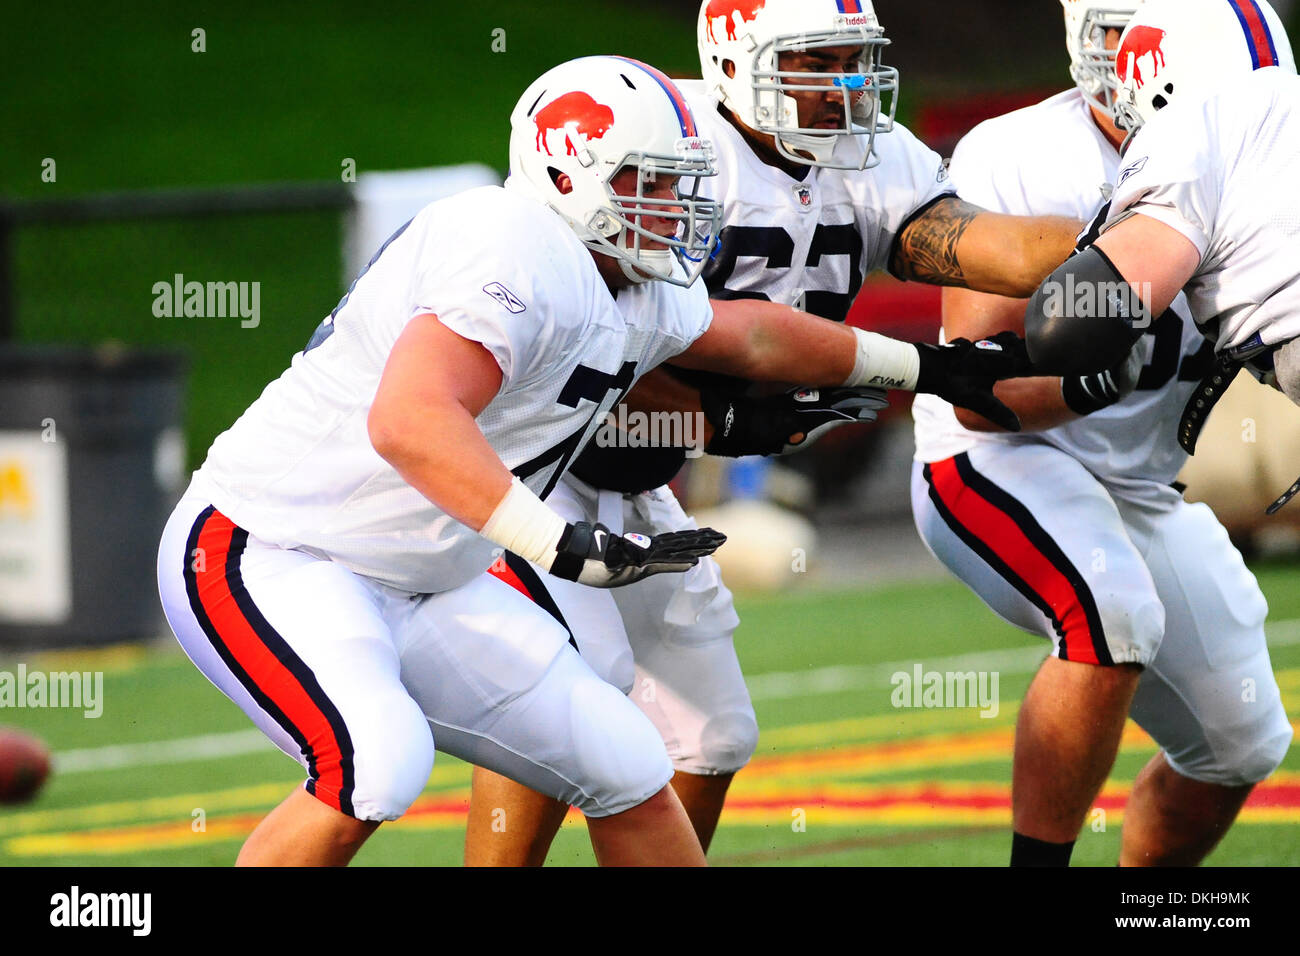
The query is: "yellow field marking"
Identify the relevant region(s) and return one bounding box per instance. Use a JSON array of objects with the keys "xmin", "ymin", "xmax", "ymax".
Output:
[
  {"xmin": 16, "ymin": 771, "xmax": 1300, "ymax": 854},
  {"xmin": 2, "ymin": 643, "xmax": 155, "ymax": 676},
  {"xmin": 0, "ymin": 781, "xmax": 293, "ymax": 837},
  {"xmin": 759, "ymin": 673, "xmax": 1298, "ymax": 754},
  {"xmin": 0, "ymin": 760, "xmax": 474, "ymax": 838},
  {"xmin": 6, "ymin": 814, "xmax": 267, "ymax": 856},
  {"xmin": 744, "ymin": 721, "xmax": 1163, "ymax": 787},
  {"xmin": 4, "ymin": 685, "xmax": 1297, "ymax": 856},
  {"xmin": 1273, "ymin": 667, "xmax": 1300, "ymax": 691},
  {"xmin": 758, "ymin": 704, "xmax": 1019, "ymax": 750}
]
